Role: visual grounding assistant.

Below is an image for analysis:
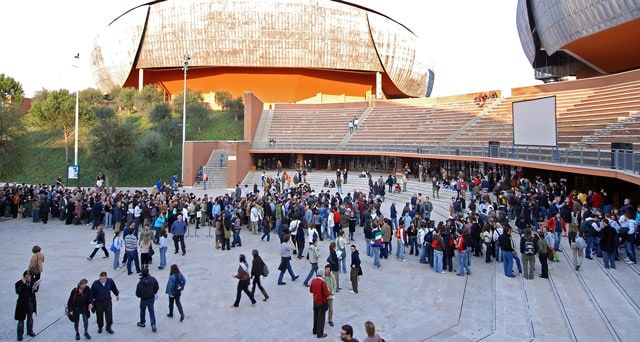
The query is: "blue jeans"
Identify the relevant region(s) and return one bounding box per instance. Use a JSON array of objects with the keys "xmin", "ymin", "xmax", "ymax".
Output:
[
  {"xmin": 339, "ymin": 257, "xmax": 347, "ymax": 273},
  {"xmin": 105, "ymin": 212, "xmax": 112, "ymax": 228},
  {"xmin": 419, "ymin": 244, "xmax": 428, "ymax": 263},
  {"xmin": 626, "ymin": 239, "xmax": 636, "ymax": 263},
  {"xmin": 409, "ymin": 236, "xmax": 418, "ymax": 255},
  {"xmin": 433, "ymin": 250, "xmax": 443, "ymax": 272},
  {"xmin": 502, "ymin": 251, "xmax": 514, "ymax": 276},
  {"xmin": 126, "ymin": 250, "xmax": 141, "ymax": 274},
  {"xmin": 159, "ymin": 247, "xmax": 167, "ymax": 269},
  {"xmin": 232, "ymin": 230, "xmax": 242, "ymax": 246},
  {"xmin": 457, "ymin": 251, "xmax": 471, "ymax": 275},
  {"xmin": 554, "ymin": 231, "xmax": 562, "ymax": 250},
  {"xmin": 32, "ymin": 210, "xmax": 40, "ymax": 223},
  {"xmin": 391, "ymin": 217, "xmax": 398, "ymax": 230},
  {"xmin": 513, "ymin": 253, "xmax": 523, "ymax": 273},
  {"xmin": 373, "ymin": 246, "xmax": 381, "ymax": 268},
  {"xmin": 112, "ymin": 249, "xmax": 120, "ymax": 270},
  {"xmin": 260, "ymin": 229, "xmax": 270, "ymax": 242},
  {"xmin": 275, "ymin": 218, "xmax": 282, "ymax": 235},
  {"xmin": 139, "ymin": 298, "xmax": 156, "ymax": 326},
  {"xmin": 277, "ymin": 259, "xmax": 297, "ymax": 283},
  {"xmin": 366, "ymin": 242, "xmax": 373, "ymax": 257},
  {"xmin": 466, "ymin": 248, "xmax": 472, "ymax": 267},
  {"xmin": 603, "ymin": 251, "xmax": 616, "ymax": 268},
  {"xmin": 586, "ymin": 236, "xmax": 601, "ymax": 258},
  {"xmin": 396, "ymin": 239, "xmax": 405, "ymax": 260},
  {"xmin": 303, "ymin": 263, "xmax": 318, "ymax": 286}
]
